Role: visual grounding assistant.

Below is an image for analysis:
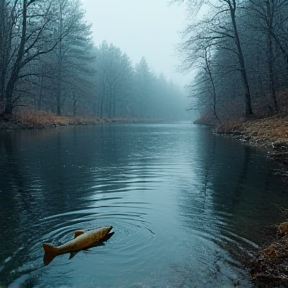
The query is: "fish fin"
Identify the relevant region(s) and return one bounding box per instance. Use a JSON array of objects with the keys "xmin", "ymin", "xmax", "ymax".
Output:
[
  {"xmin": 74, "ymin": 230, "xmax": 85, "ymax": 238},
  {"xmin": 69, "ymin": 251, "xmax": 78, "ymax": 260},
  {"xmin": 42, "ymin": 243, "xmax": 58, "ymax": 266}
]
